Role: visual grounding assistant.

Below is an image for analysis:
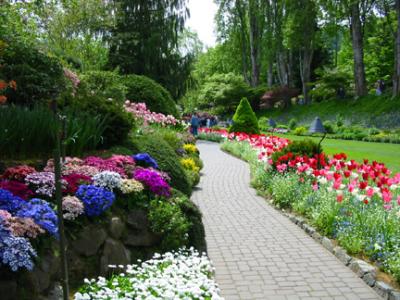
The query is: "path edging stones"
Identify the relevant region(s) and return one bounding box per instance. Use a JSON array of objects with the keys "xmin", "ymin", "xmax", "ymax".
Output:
[{"xmin": 282, "ymin": 211, "xmax": 399, "ymax": 299}]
